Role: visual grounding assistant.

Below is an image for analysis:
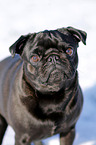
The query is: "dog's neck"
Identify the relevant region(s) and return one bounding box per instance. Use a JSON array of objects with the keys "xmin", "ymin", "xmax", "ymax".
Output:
[{"xmin": 20, "ymin": 71, "xmax": 79, "ymax": 121}]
